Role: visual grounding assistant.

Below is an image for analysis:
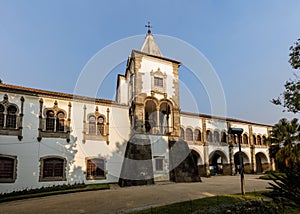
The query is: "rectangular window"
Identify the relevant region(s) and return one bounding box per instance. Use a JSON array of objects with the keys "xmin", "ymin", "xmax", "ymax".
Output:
[
  {"xmin": 87, "ymin": 159, "xmax": 105, "ymax": 179},
  {"xmin": 42, "ymin": 158, "xmax": 64, "ymax": 179},
  {"xmin": 0, "ymin": 156, "xmax": 17, "ymax": 183},
  {"xmin": 0, "ymin": 158, "xmax": 14, "ymax": 179},
  {"xmin": 154, "ymin": 77, "xmax": 163, "ymax": 87},
  {"xmin": 155, "ymin": 157, "xmax": 164, "ymax": 171}
]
